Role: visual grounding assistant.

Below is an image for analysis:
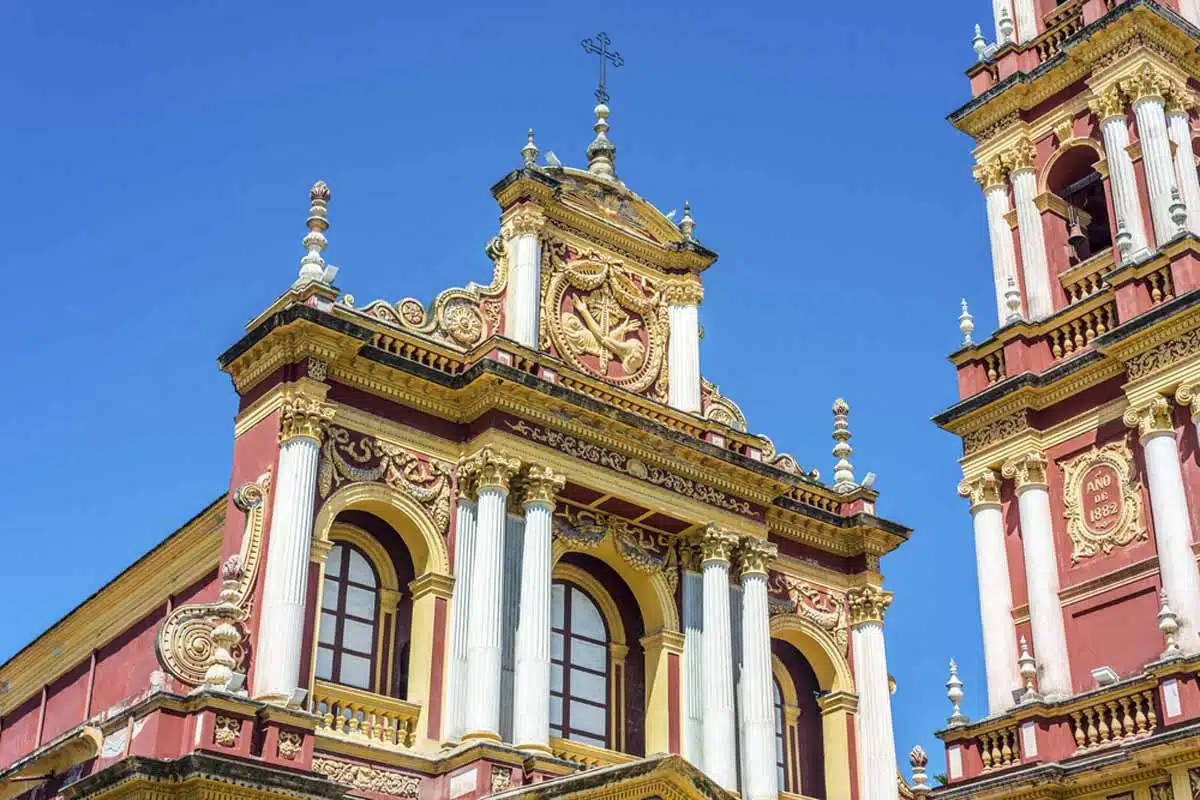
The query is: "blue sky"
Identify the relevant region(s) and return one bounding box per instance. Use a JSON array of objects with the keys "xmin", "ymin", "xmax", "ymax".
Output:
[{"xmin": 1, "ymin": 0, "xmax": 1001, "ymax": 775}]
